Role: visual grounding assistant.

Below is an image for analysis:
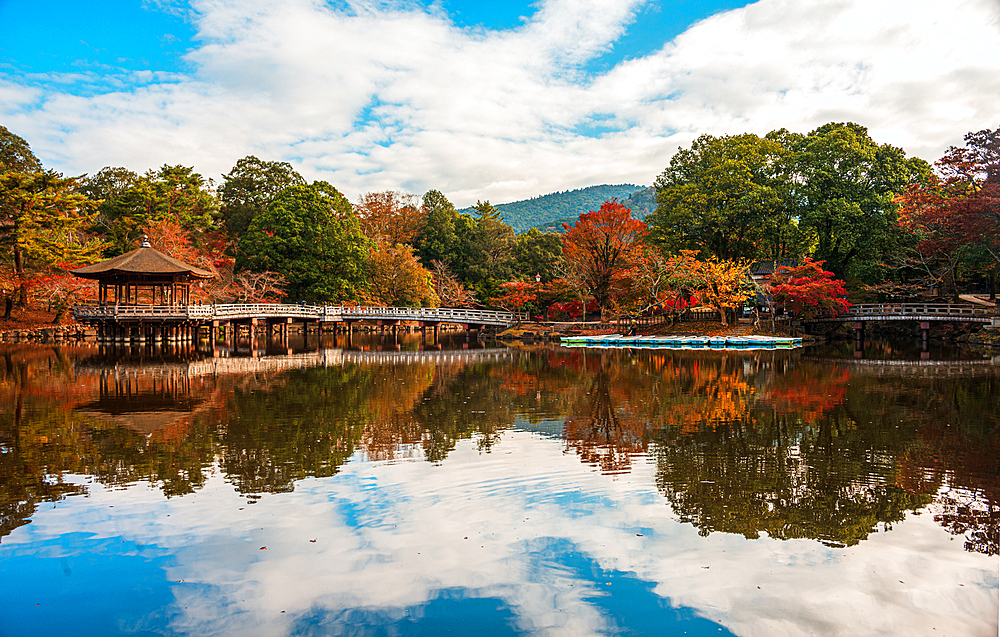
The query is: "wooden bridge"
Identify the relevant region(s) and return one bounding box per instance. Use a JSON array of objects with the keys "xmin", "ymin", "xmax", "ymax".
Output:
[
  {"xmin": 808, "ymin": 303, "xmax": 998, "ymax": 325},
  {"xmin": 73, "ymin": 303, "xmax": 516, "ymax": 342}
]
